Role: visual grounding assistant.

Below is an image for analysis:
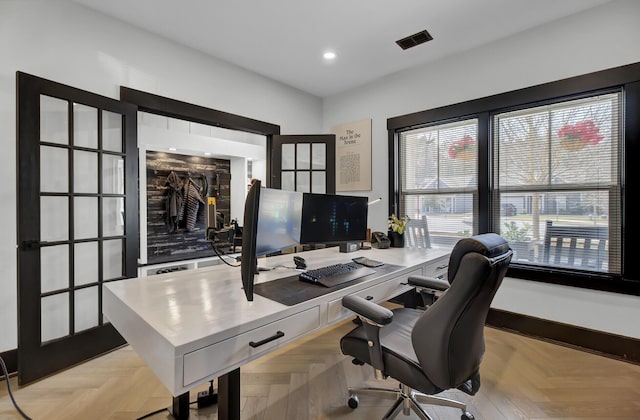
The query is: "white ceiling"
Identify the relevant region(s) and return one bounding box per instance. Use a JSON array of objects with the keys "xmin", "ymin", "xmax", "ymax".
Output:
[{"xmin": 72, "ymin": 0, "xmax": 612, "ymax": 98}]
